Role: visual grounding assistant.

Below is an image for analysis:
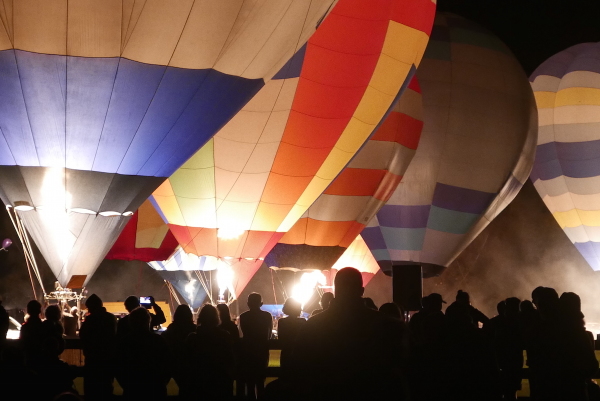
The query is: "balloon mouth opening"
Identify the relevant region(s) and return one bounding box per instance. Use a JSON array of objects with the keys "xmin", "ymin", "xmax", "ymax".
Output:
[{"xmin": 13, "ymin": 201, "xmax": 34, "ymax": 211}]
